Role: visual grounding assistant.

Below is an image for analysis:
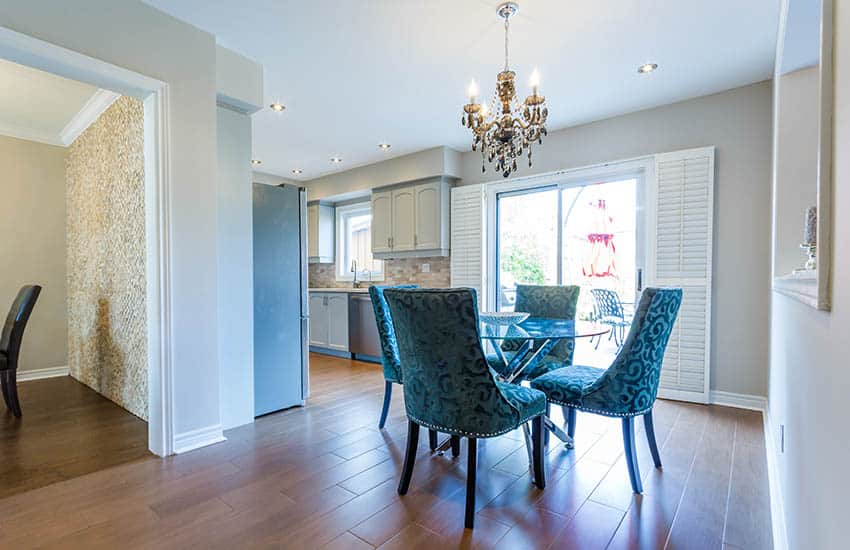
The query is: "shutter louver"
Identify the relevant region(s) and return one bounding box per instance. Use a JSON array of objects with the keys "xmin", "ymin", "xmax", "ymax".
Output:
[
  {"xmin": 651, "ymin": 148, "xmax": 714, "ymax": 403},
  {"xmin": 451, "ymin": 185, "xmax": 487, "ymax": 309}
]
